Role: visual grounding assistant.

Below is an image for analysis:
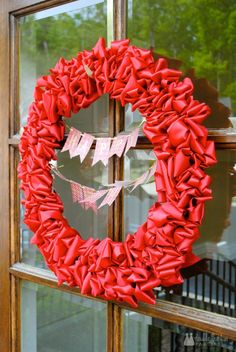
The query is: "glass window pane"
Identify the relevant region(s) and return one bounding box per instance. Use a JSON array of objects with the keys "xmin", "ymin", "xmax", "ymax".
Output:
[
  {"xmin": 127, "ymin": 0, "xmax": 236, "ymax": 131},
  {"xmin": 19, "ymin": 0, "xmax": 107, "ymax": 131},
  {"xmin": 54, "ymin": 149, "xmax": 109, "ymax": 240},
  {"xmin": 125, "ymin": 104, "xmax": 144, "ymax": 133},
  {"xmin": 123, "ymin": 310, "xmax": 236, "ymax": 351},
  {"xmin": 19, "ymin": 1, "xmax": 108, "ymax": 268},
  {"xmin": 124, "ymin": 149, "xmax": 236, "ymax": 317},
  {"xmin": 124, "ymin": 150, "xmax": 156, "ymax": 234},
  {"xmin": 21, "ymin": 145, "xmax": 109, "ymax": 267},
  {"xmin": 21, "ymin": 281, "xmax": 106, "ymax": 352}
]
